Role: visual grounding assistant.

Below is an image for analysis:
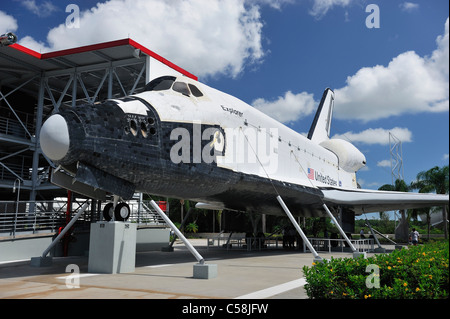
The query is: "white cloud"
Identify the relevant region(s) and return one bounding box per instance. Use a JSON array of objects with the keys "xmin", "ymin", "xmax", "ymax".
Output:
[
  {"xmin": 399, "ymin": 2, "xmax": 419, "ymax": 13},
  {"xmin": 331, "ymin": 127, "xmax": 413, "ymax": 145},
  {"xmin": 377, "ymin": 160, "xmax": 391, "ymax": 167},
  {"xmin": 250, "ymin": 18, "xmax": 448, "ymax": 126},
  {"xmin": 17, "ymin": 0, "xmax": 265, "ymax": 79},
  {"xmin": 309, "ymin": 0, "xmax": 354, "ymax": 19},
  {"xmin": 248, "ymin": 0, "xmax": 295, "ymax": 10},
  {"xmin": 20, "ymin": 0, "xmax": 58, "ymax": 17},
  {"xmin": 359, "ymin": 165, "xmax": 369, "ymax": 171},
  {"xmin": 334, "ymin": 18, "xmax": 449, "ymax": 122},
  {"xmin": 0, "ymin": 10, "xmax": 18, "ymax": 32},
  {"xmin": 252, "ymin": 91, "xmax": 316, "ymax": 123},
  {"xmin": 247, "ymin": 17, "xmax": 448, "ymax": 130}
]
